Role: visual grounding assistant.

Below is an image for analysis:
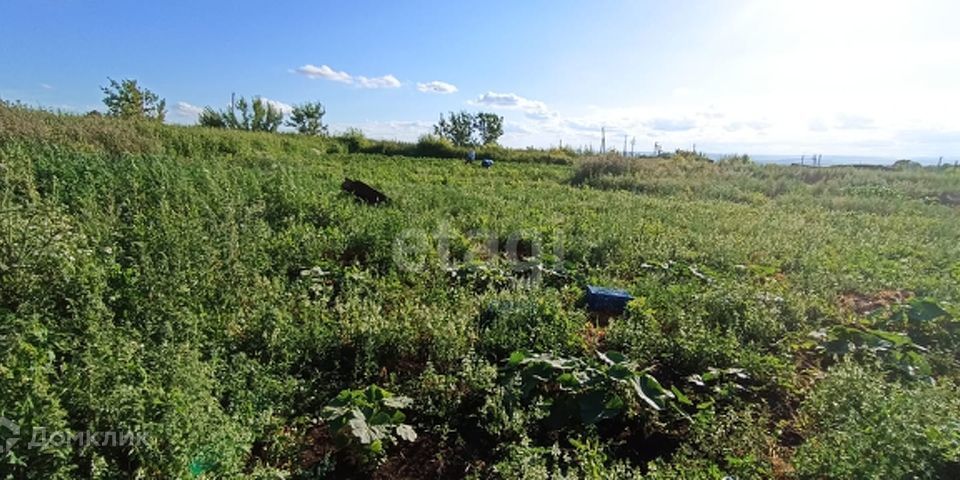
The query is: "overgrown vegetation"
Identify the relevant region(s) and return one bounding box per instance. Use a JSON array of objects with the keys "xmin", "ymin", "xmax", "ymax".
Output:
[
  {"xmin": 199, "ymin": 95, "xmax": 285, "ymax": 132},
  {"xmin": 1, "ymin": 103, "xmax": 958, "ymax": 478}
]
